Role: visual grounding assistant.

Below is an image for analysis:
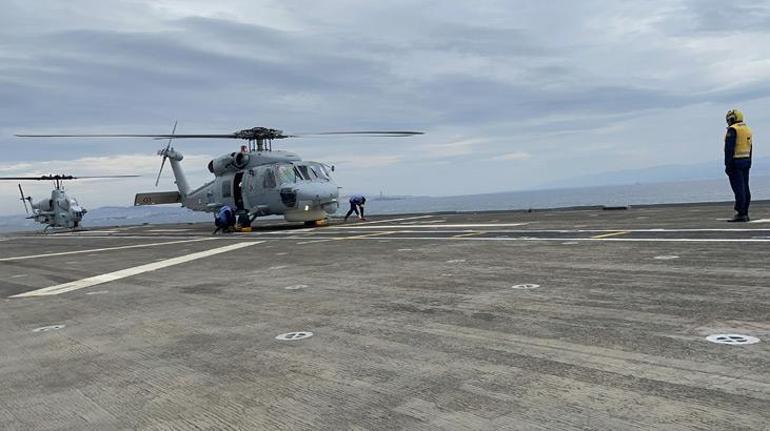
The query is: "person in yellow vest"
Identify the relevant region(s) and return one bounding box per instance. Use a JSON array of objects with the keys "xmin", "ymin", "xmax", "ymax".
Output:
[{"xmin": 724, "ymin": 109, "xmax": 753, "ymax": 222}]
